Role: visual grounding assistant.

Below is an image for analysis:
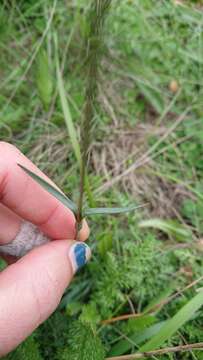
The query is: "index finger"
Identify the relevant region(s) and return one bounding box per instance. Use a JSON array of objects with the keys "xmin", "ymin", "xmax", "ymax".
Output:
[{"xmin": 0, "ymin": 142, "xmax": 76, "ymax": 240}]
